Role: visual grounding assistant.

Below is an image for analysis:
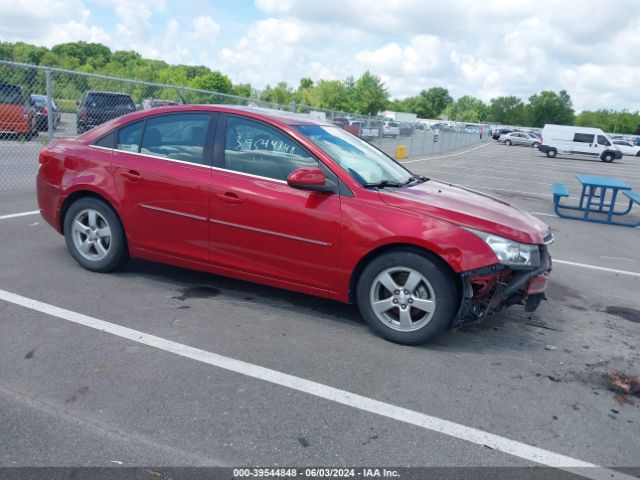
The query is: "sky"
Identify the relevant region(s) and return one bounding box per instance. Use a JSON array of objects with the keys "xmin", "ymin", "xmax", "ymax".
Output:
[{"xmin": 1, "ymin": 0, "xmax": 639, "ymax": 112}]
